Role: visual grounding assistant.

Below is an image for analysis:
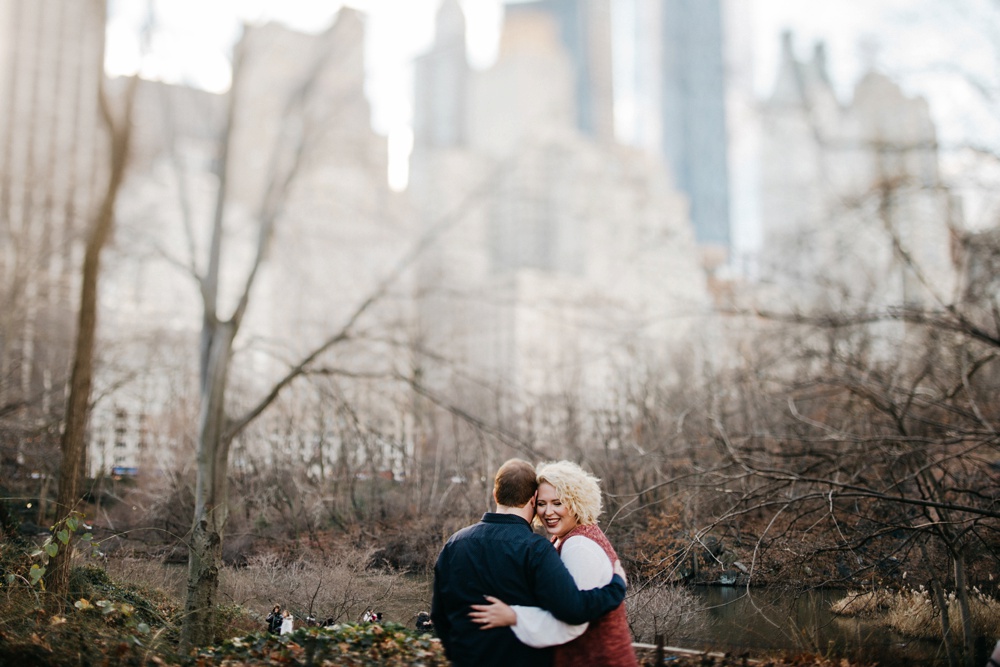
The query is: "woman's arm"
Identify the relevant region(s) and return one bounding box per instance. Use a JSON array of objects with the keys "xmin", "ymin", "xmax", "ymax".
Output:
[
  {"xmin": 469, "ymin": 595, "xmax": 588, "ymax": 647},
  {"xmin": 532, "ymin": 534, "xmax": 624, "ymax": 624},
  {"xmin": 470, "ymin": 536, "xmax": 614, "ymax": 647}
]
